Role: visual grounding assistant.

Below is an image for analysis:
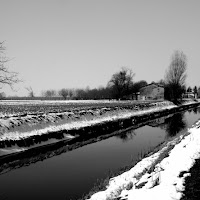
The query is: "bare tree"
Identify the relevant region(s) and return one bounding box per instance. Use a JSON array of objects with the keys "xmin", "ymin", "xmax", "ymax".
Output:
[
  {"xmin": 41, "ymin": 89, "xmax": 56, "ymax": 97},
  {"xmin": 108, "ymin": 67, "xmax": 135, "ymax": 99},
  {"xmin": 68, "ymin": 89, "xmax": 73, "ymax": 98},
  {"xmin": 58, "ymin": 88, "xmax": 69, "ymax": 100},
  {"xmin": 0, "ymin": 92, "xmax": 6, "ymax": 99},
  {"xmin": 157, "ymin": 79, "xmax": 165, "ymax": 86},
  {"xmin": 0, "ymin": 42, "xmax": 20, "ymax": 89},
  {"xmin": 193, "ymin": 86, "xmax": 198, "ymax": 99},
  {"xmin": 26, "ymin": 86, "xmax": 34, "ymax": 97},
  {"xmin": 164, "ymin": 50, "xmax": 187, "ymax": 103},
  {"xmin": 187, "ymin": 86, "xmax": 192, "ymax": 92},
  {"xmin": 198, "ymin": 87, "xmax": 200, "ymax": 98},
  {"xmin": 132, "ymin": 80, "xmax": 148, "ymax": 93}
]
